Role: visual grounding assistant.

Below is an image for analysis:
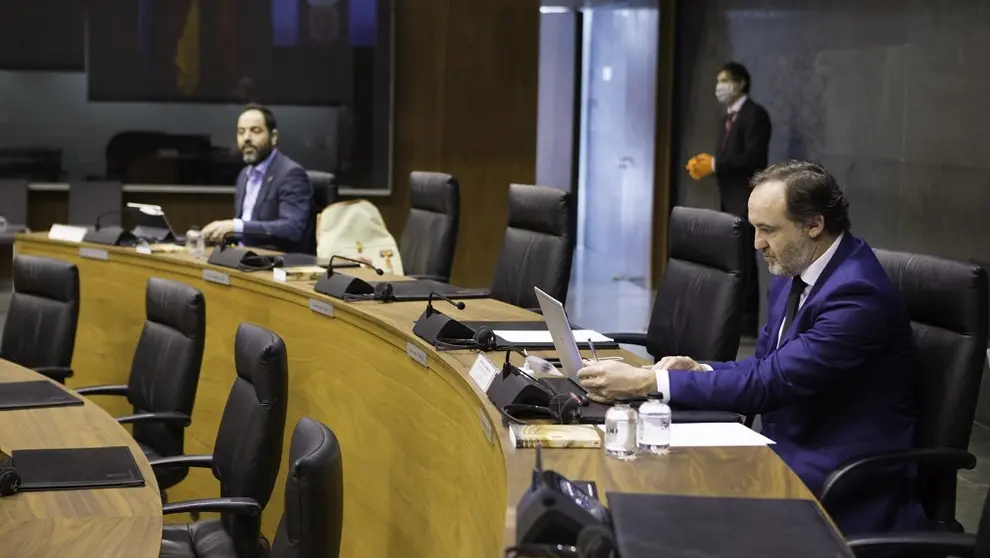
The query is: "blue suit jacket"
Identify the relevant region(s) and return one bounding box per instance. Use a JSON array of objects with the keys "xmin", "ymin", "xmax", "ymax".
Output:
[
  {"xmin": 668, "ymin": 234, "xmax": 927, "ymax": 535},
  {"xmin": 234, "ymin": 151, "xmax": 313, "ymax": 253}
]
